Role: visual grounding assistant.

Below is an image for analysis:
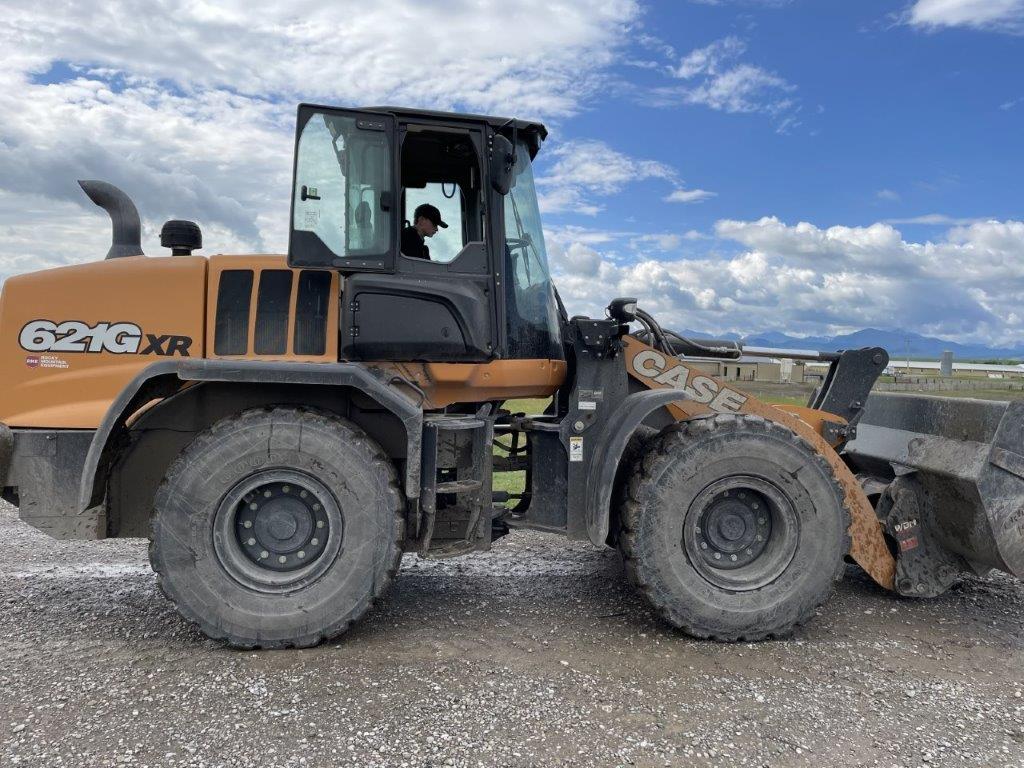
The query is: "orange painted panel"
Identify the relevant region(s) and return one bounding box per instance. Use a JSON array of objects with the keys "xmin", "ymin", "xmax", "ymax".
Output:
[
  {"xmin": 374, "ymin": 359, "xmax": 567, "ymax": 408},
  {"xmin": 0, "ymin": 256, "xmax": 207, "ymax": 428}
]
